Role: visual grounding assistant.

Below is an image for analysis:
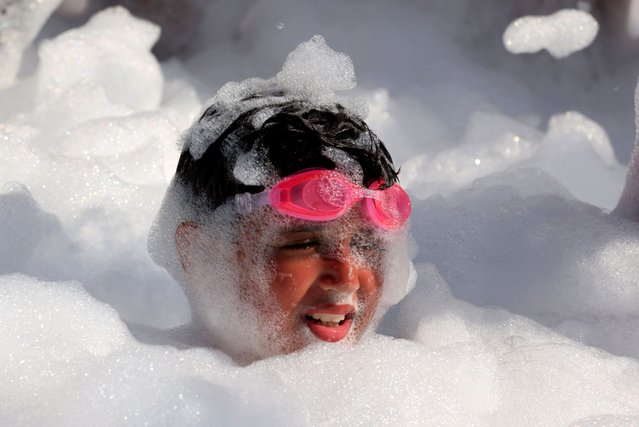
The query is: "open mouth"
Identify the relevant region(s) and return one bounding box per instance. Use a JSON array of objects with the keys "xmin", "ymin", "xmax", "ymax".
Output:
[
  {"xmin": 305, "ymin": 312, "xmax": 354, "ymax": 327},
  {"xmin": 303, "ymin": 307, "xmax": 355, "ymax": 342}
]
